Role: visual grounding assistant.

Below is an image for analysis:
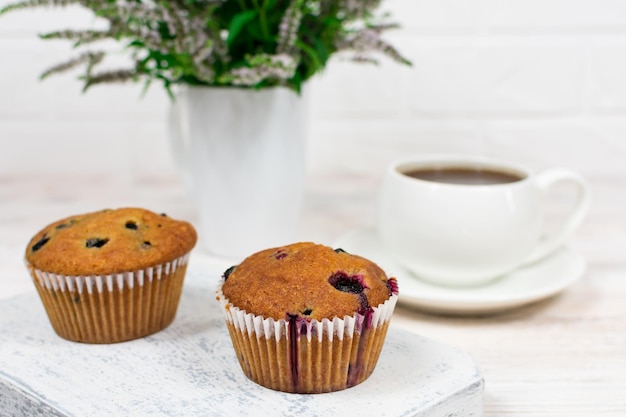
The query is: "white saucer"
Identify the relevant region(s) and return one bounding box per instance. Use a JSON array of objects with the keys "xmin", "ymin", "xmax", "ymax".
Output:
[{"xmin": 334, "ymin": 228, "xmax": 586, "ymax": 315}]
